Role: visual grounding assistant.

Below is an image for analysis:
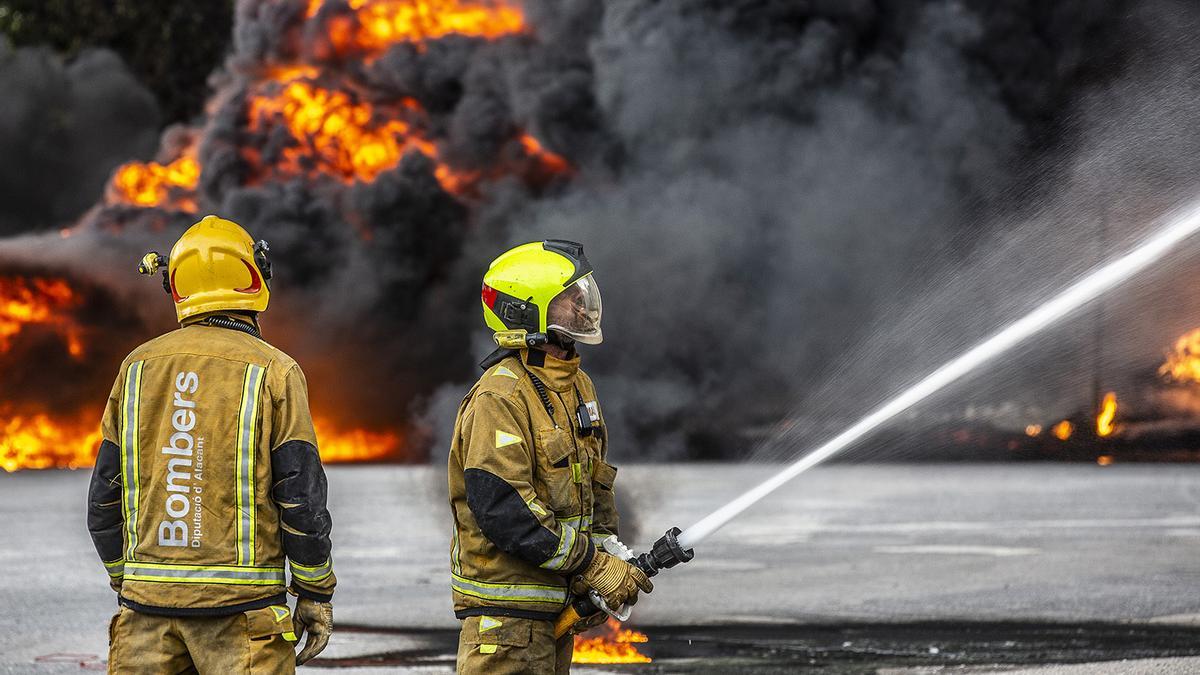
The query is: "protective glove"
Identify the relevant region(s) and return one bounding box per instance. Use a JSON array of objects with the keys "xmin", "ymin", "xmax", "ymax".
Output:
[
  {"xmin": 575, "ymin": 551, "xmax": 653, "ymax": 610},
  {"xmin": 109, "ymin": 577, "xmax": 123, "ymax": 594},
  {"xmin": 292, "ymin": 595, "xmax": 333, "ymax": 666}
]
